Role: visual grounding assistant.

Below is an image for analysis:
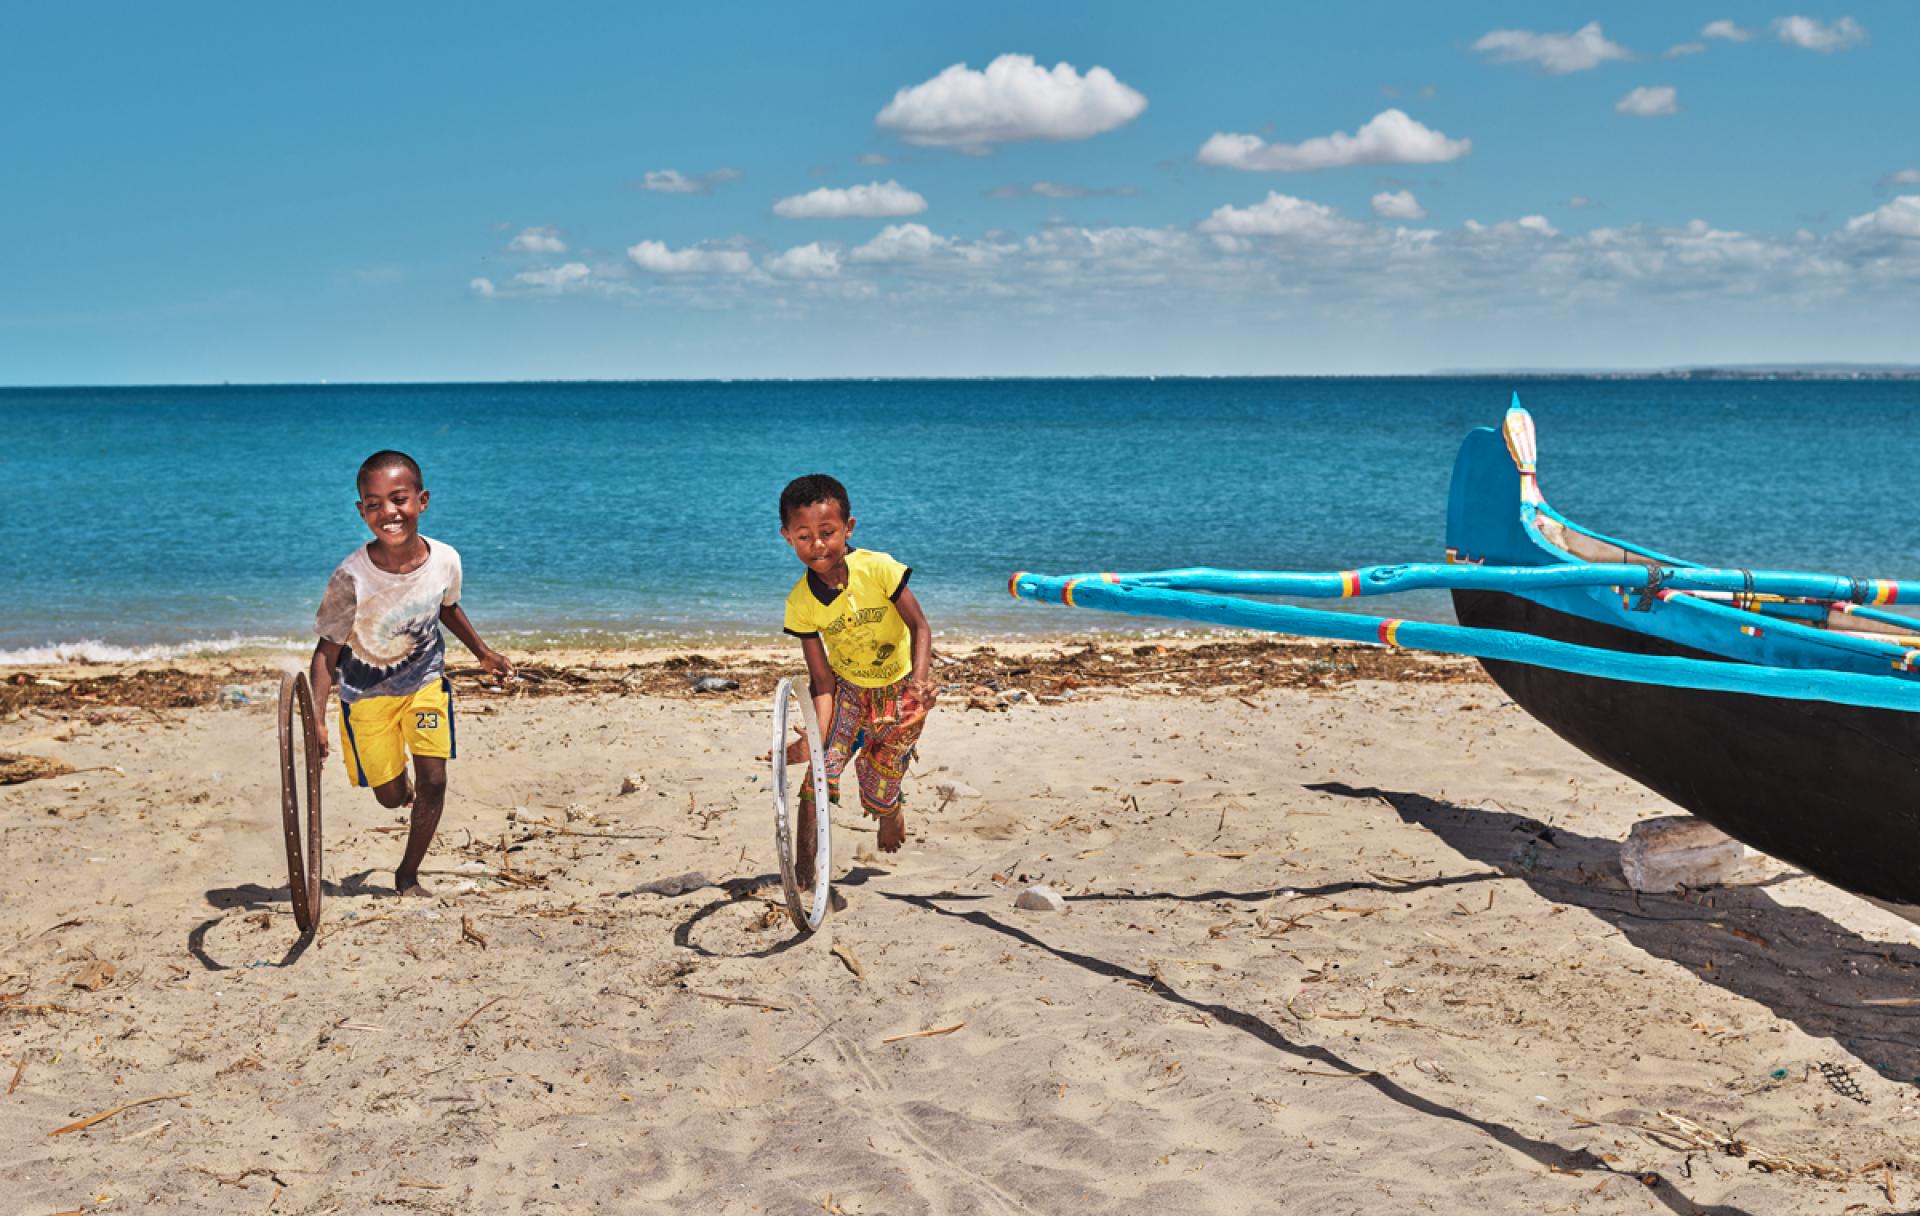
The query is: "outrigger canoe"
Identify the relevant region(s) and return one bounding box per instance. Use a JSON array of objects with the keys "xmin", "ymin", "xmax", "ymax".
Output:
[{"xmin": 1011, "ymin": 398, "xmax": 1920, "ymax": 908}]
